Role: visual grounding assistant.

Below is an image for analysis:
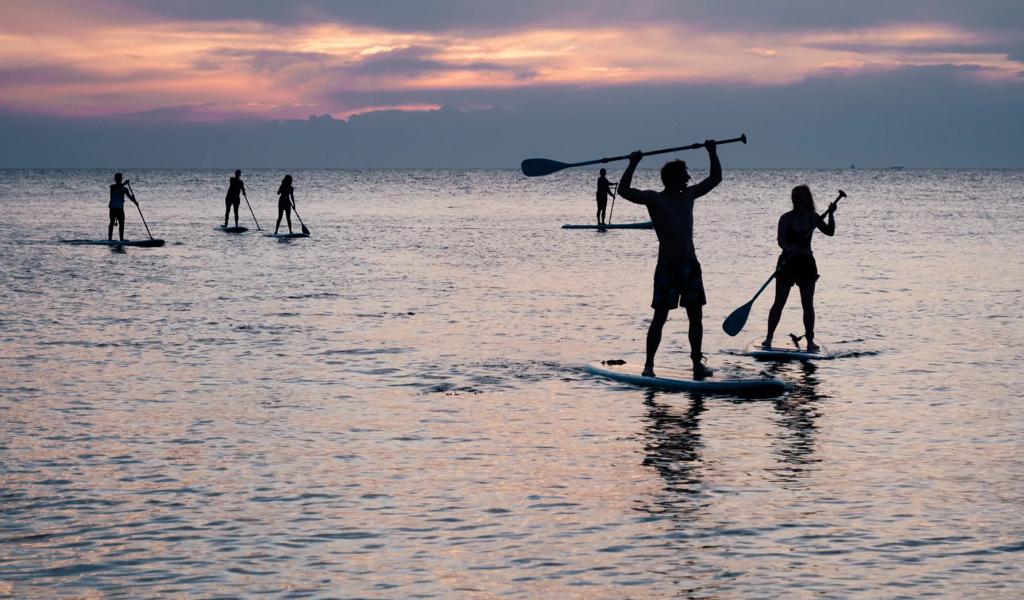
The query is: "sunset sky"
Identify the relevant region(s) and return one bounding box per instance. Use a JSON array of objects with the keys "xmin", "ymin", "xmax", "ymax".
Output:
[{"xmin": 1, "ymin": 0, "xmax": 1022, "ymax": 167}]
